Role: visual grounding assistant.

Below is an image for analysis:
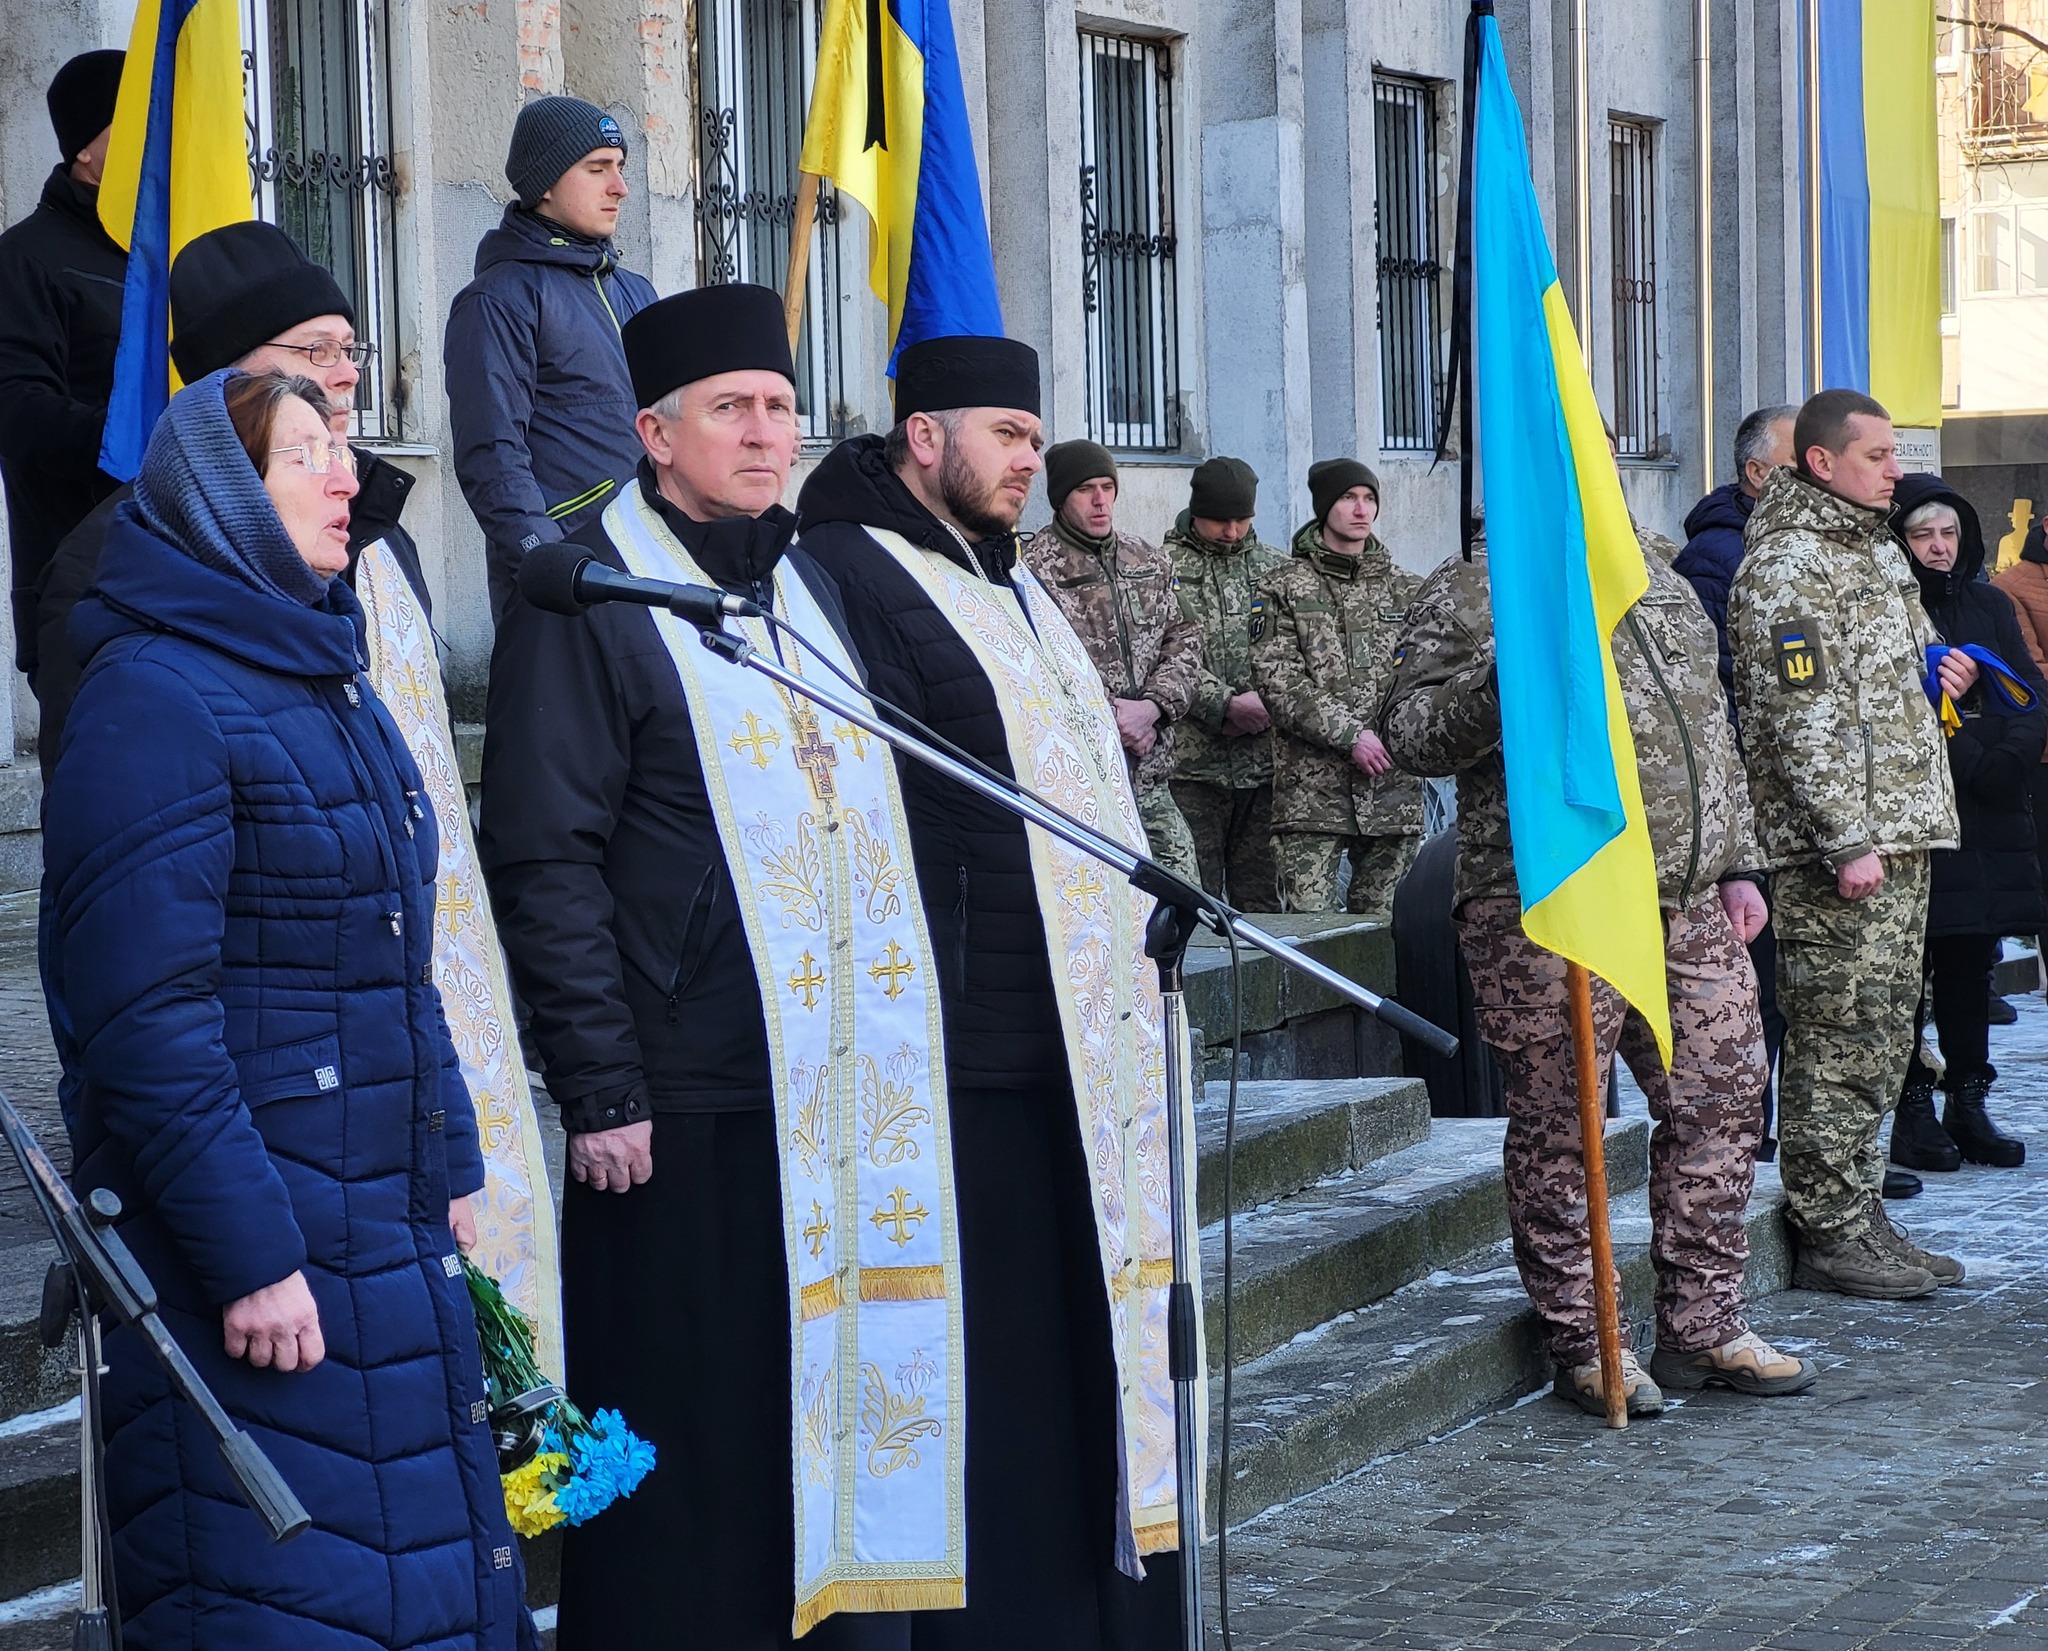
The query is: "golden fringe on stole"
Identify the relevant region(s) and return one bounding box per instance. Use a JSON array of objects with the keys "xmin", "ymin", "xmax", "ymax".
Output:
[{"xmin": 794, "ymin": 1580, "xmax": 967, "ymax": 1639}]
